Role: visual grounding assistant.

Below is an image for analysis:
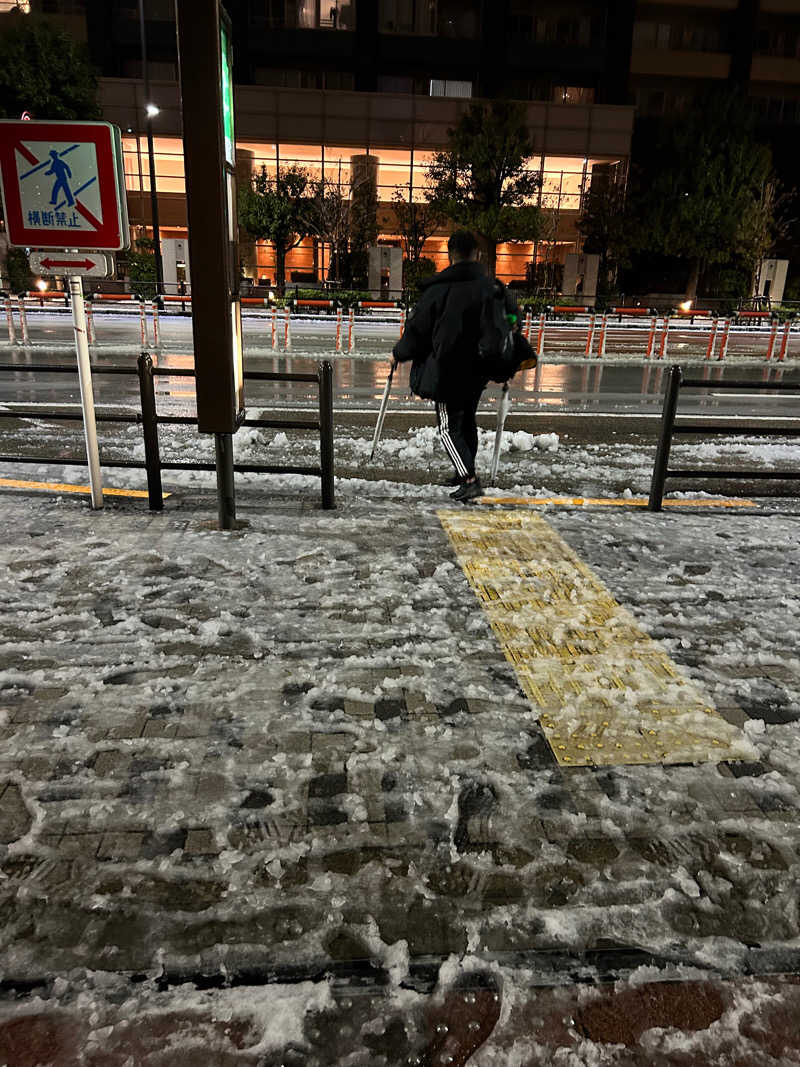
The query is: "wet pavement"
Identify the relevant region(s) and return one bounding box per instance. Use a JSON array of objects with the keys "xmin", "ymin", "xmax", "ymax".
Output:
[
  {"xmin": 1, "ymin": 472, "xmax": 799, "ymax": 1063},
  {"xmin": 2, "ymin": 318, "xmax": 800, "ymax": 1062}
]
